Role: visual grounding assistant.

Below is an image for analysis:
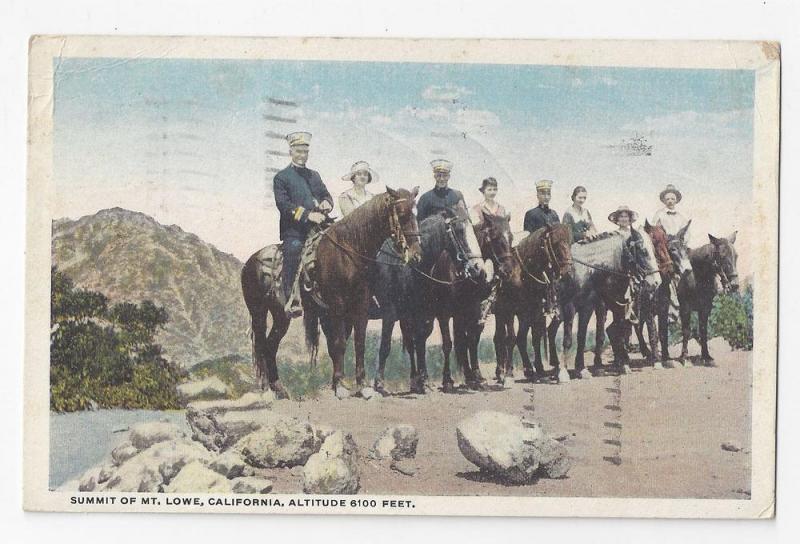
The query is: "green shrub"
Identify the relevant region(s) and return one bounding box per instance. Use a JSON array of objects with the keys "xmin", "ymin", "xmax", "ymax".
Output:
[{"xmin": 710, "ymin": 285, "xmax": 753, "ymax": 350}]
